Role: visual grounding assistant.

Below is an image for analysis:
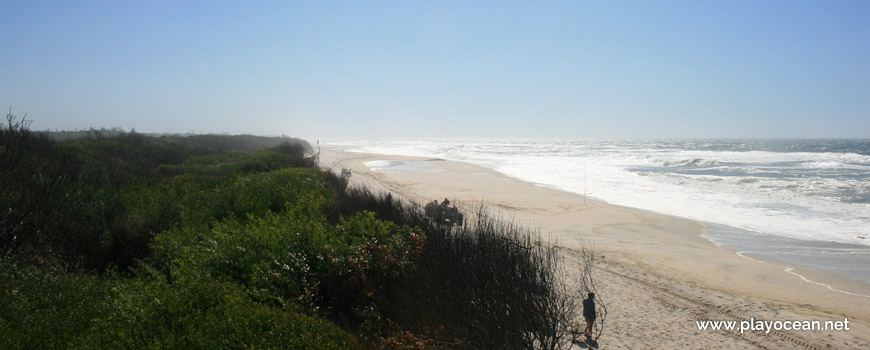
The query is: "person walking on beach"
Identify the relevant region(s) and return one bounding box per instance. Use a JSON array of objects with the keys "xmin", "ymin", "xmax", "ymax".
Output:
[{"xmin": 582, "ymin": 292, "xmax": 596, "ymax": 340}]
